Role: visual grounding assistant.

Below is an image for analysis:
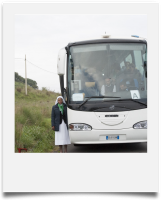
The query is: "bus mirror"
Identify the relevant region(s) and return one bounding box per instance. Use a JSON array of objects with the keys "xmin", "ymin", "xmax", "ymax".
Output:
[{"xmin": 57, "ymin": 48, "xmax": 66, "ymax": 75}]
